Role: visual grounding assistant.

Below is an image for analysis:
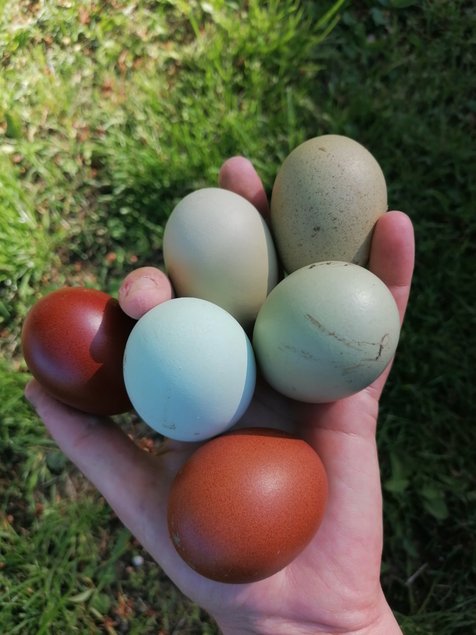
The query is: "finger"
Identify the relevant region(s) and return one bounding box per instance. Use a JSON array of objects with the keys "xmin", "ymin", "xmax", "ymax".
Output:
[
  {"xmin": 368, "ymin": 211, "xmax": 415, "ymax": 322},
  {"xmin": 366, "ymin": 211, "xmax": 415, "ymax": 400},
  {"xmin": 119, "ymin": 266, "xmax": 174, "ymax": 319},
  {"xmin": 25, "ymin": 377, "xmax": 203, "ymax": 578},
  {"xmin": 24, "ymin": 380, "xmax": 179, "ymax": 561},
  {"xmin": 218, "ymin": 156, "xmax": 269, "ymax": 217},
  {"xmin": 25, "ymin": 379, "xmax": 159, "ymax": 497},
  {"xmin": 25, "ymin": 378, "xmax": 225, "ymax": 599}
]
